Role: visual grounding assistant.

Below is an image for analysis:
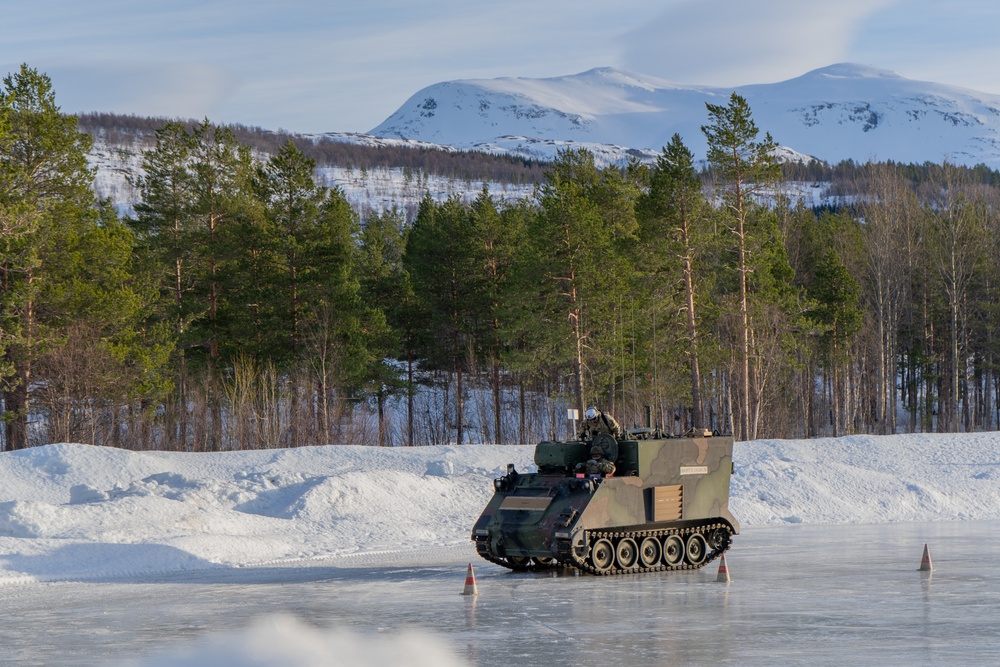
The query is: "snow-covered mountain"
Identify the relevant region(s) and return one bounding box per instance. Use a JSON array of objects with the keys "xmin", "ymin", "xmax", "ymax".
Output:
[{"xmin": 370, "ymin": 63, "xmax": 1000, "ymax": 168}]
